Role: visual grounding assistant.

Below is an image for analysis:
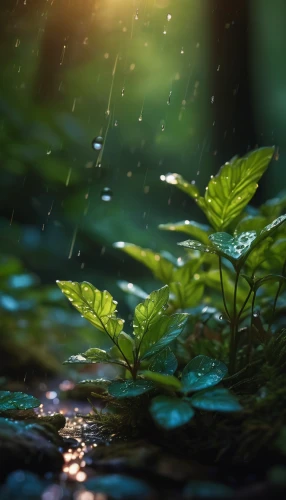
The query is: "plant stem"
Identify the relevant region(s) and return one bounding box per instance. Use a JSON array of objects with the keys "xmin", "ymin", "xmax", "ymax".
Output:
[
  {"xmin": 229, "ymin": 270, "xmax": 240, "ymax": 375},
  {"xmin": 218, "ymin": 257, "xmax": 231, "ymax": 321},
  {"xmin": 247, "ymin": 289, "xmax": 257, "ymax": 364}
]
